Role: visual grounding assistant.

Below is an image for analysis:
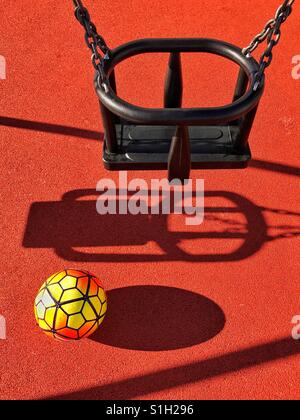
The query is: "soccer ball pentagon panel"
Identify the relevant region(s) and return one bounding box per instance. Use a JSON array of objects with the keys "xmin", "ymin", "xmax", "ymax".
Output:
[{"xmin": 34, "ymin": 270, "xmax": 107, "ymax": 341}]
